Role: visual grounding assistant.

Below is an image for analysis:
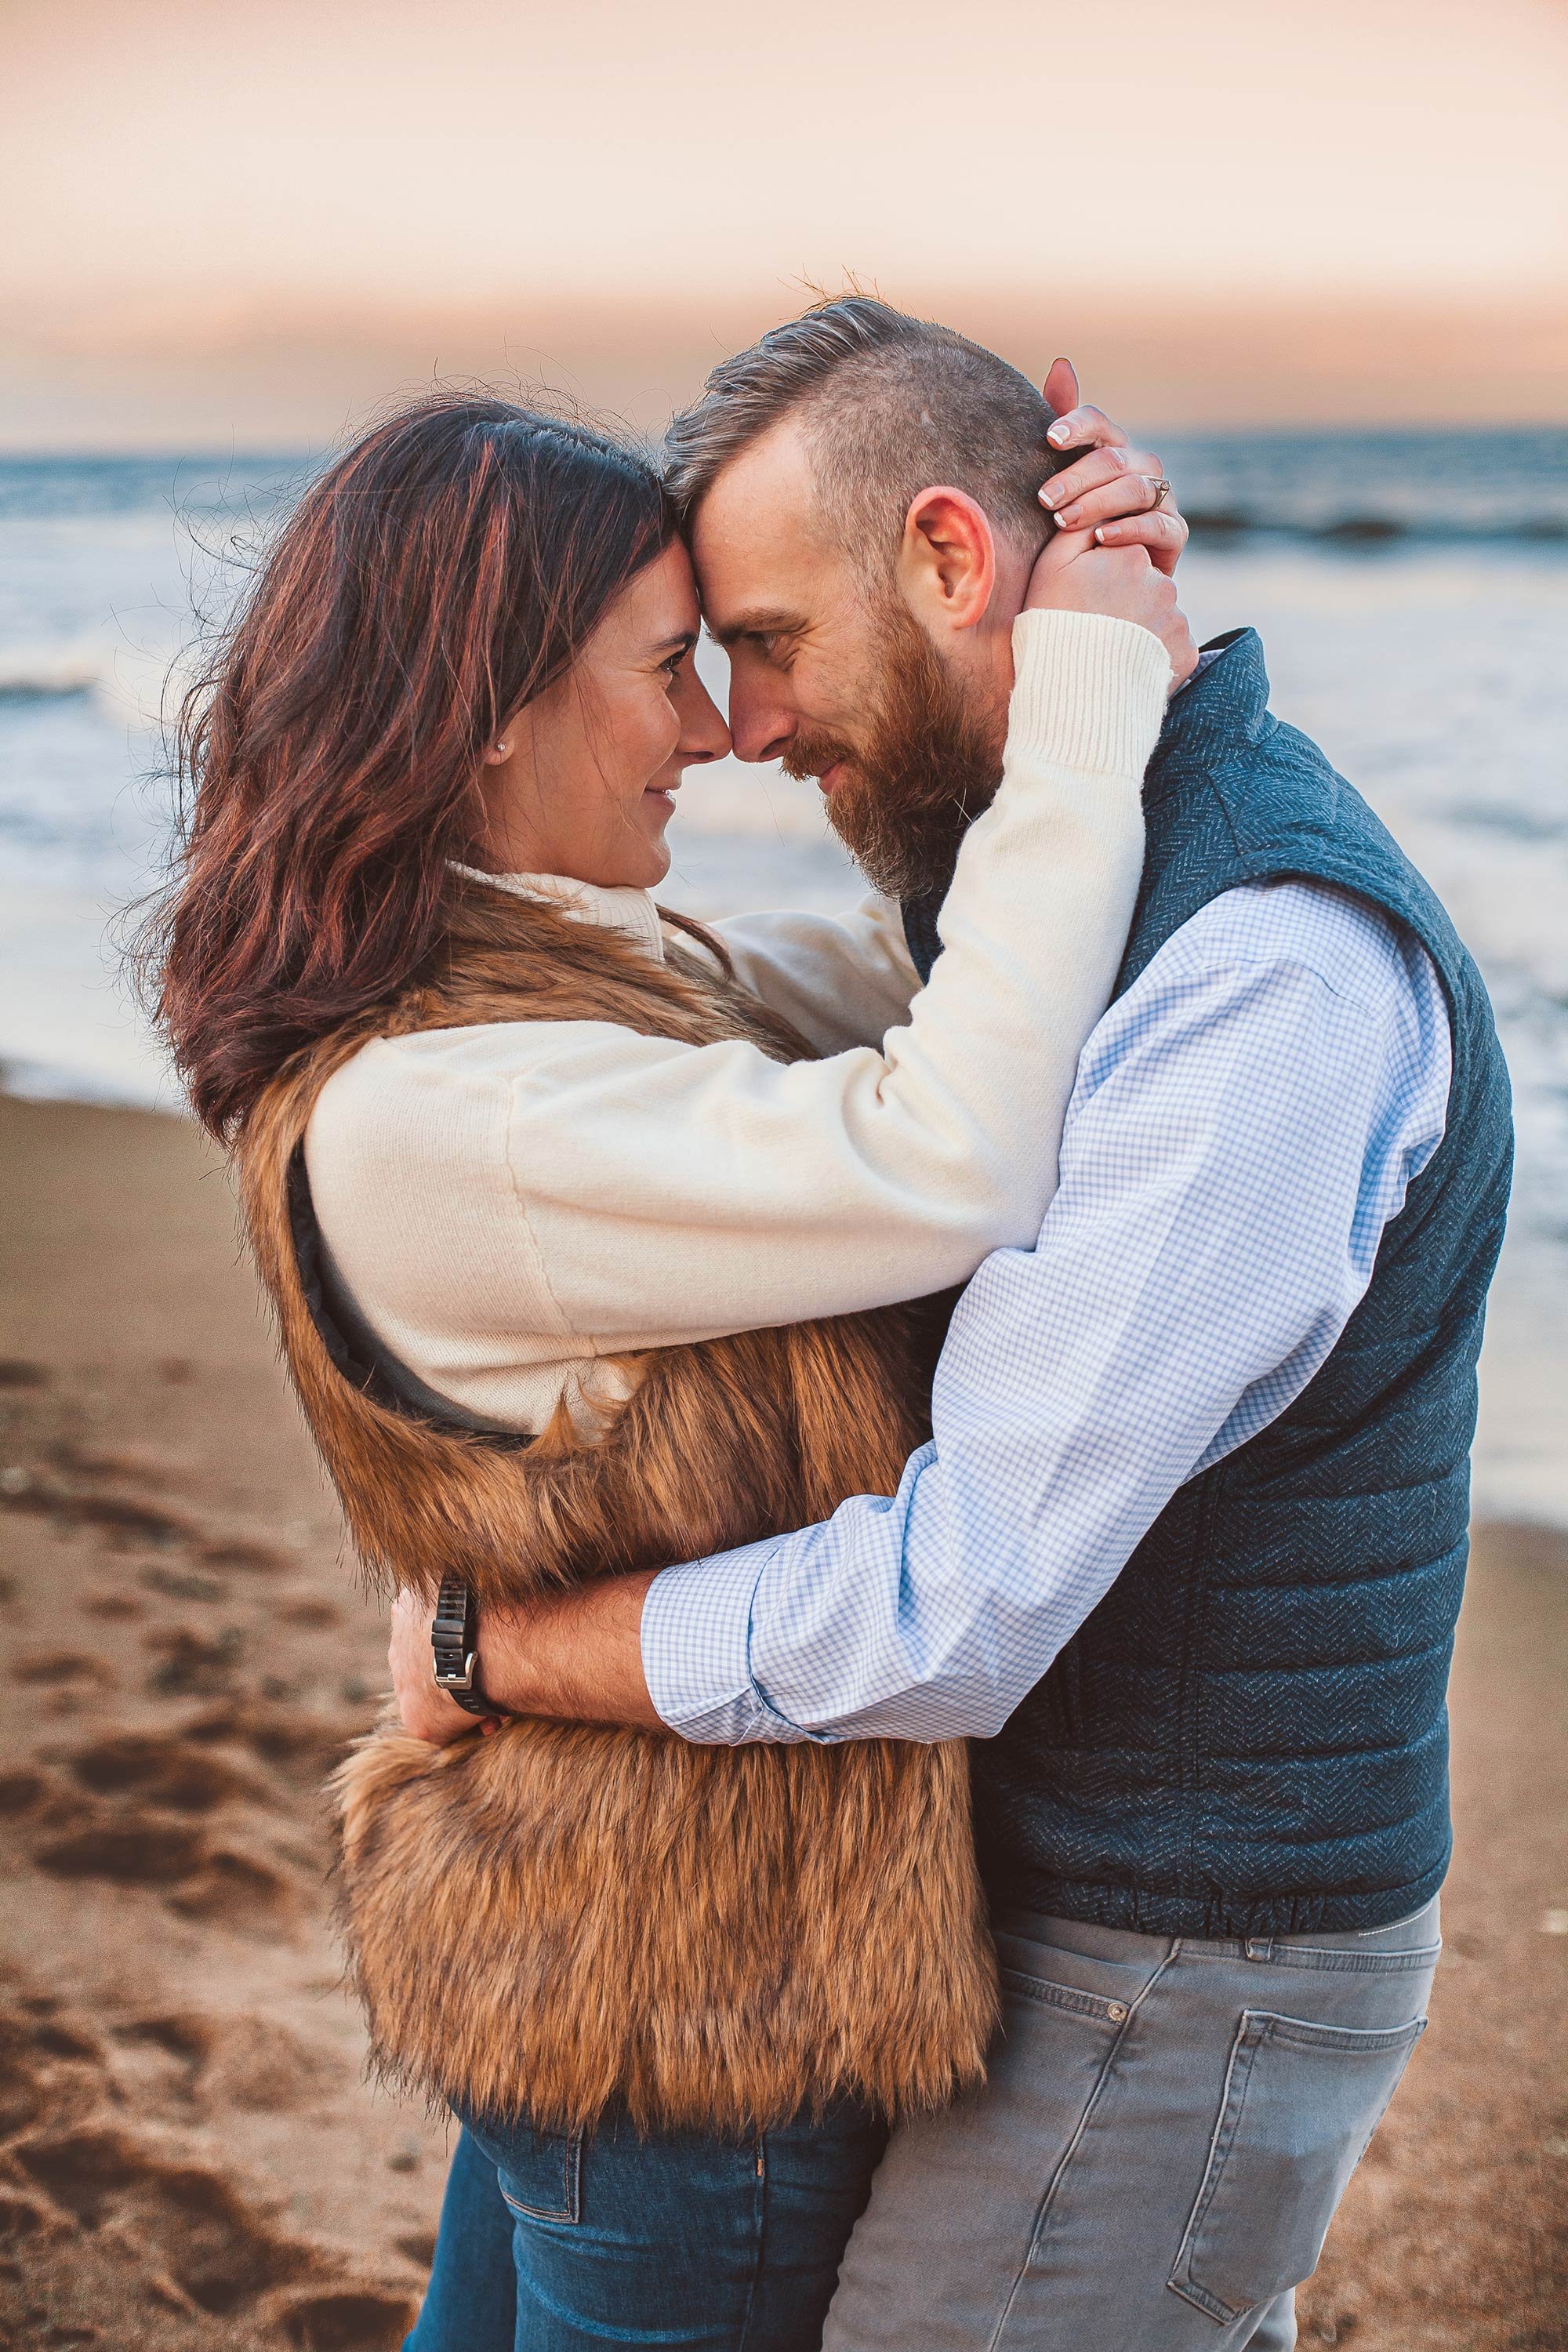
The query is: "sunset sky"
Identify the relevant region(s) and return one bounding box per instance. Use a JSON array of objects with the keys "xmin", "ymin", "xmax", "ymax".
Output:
[{"xmin": 3, "ymin": 0, "xmax": 1564, "ymax": 445}]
